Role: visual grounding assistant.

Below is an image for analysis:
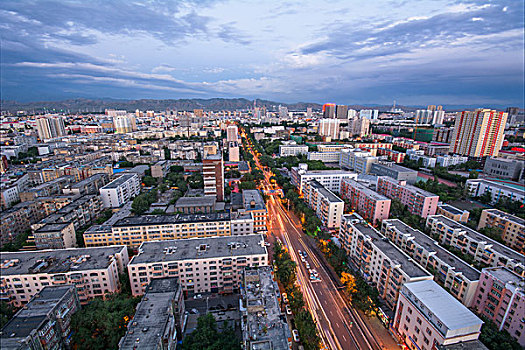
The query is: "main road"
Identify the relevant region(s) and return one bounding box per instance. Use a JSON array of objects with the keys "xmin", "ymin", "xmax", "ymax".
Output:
[{"xmin": 243, "ymin": 135, "xmax": 383, "ymax": 350}]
